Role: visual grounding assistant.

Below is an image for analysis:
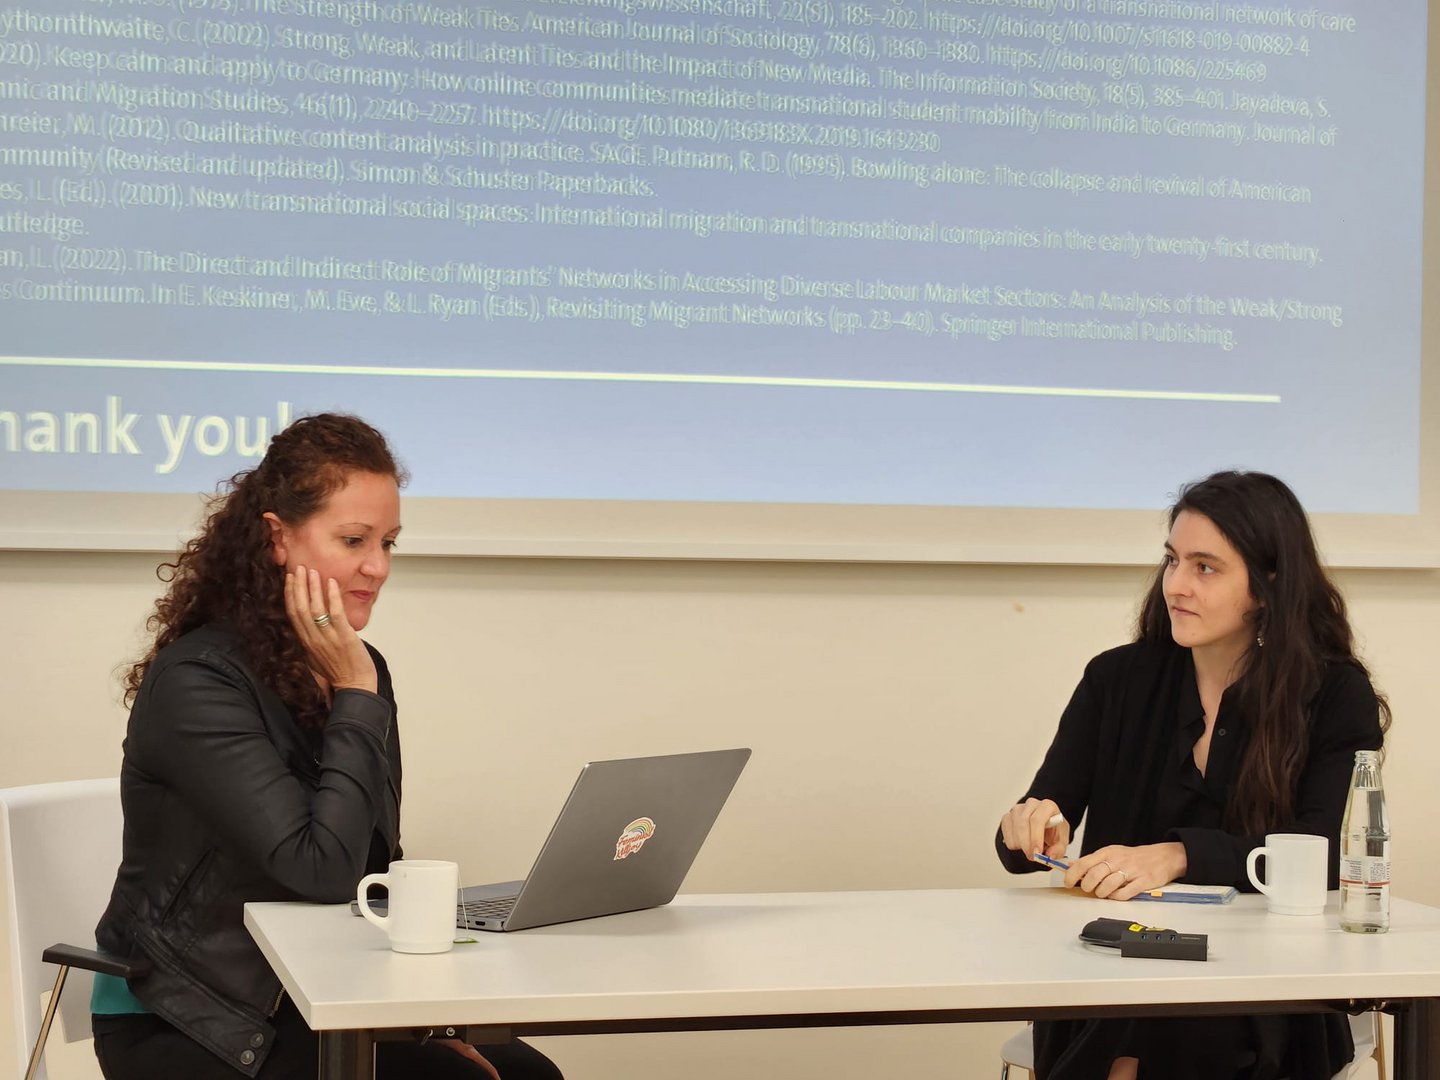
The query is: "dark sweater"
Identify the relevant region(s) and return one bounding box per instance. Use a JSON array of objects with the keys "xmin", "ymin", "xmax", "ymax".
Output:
[{"xmin": 996, "ymin": 637, "xmax": 1384, "ymax": 1080}]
